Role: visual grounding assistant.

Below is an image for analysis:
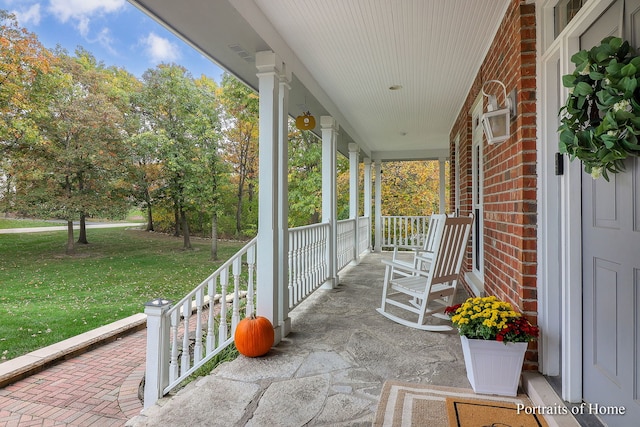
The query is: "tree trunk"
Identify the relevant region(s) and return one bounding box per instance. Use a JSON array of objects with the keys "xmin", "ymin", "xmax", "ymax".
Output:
[
  {"xmin": 146, "ymin": 204, "xmax": 154, "ymax": 231},
  {"xmin": 235, "ymin": 183, "xmax": 244, "ymax": 236},
  {"xmin": 77, "ymin": 212, "xmax": 88, "ymax": 244},
  {"xmin": 145, "ymin": 188, "xmax": 154, "ymax": 231},
  {"xmin": 174, "ymin": 205, "xmax": 181, "ymax": 237},
  {"xmin": 181, "ymin": 209, "xmax": 192, "ymax": 250},
  {"xmin": 211, "ymin": 212, "xmax": 218, "ymax": 260},
  {"xmin": 66, "ymin": 220, "xmax": 75, "ymax": 255}
]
